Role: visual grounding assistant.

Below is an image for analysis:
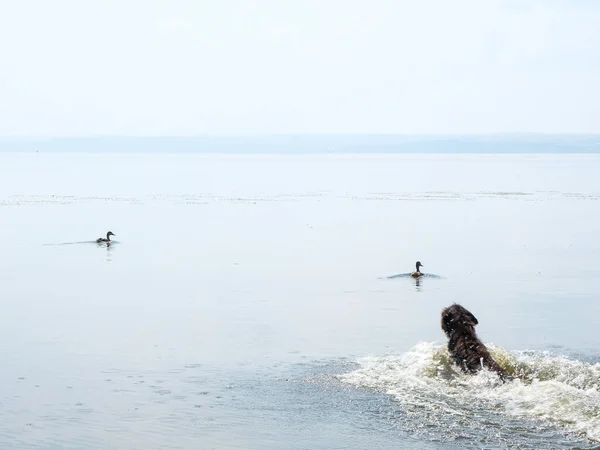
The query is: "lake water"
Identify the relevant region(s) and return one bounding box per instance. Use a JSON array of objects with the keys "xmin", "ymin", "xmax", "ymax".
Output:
[{"xmin": 0, "ymin": 152, "xmax": 599, "ymax": 449}]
